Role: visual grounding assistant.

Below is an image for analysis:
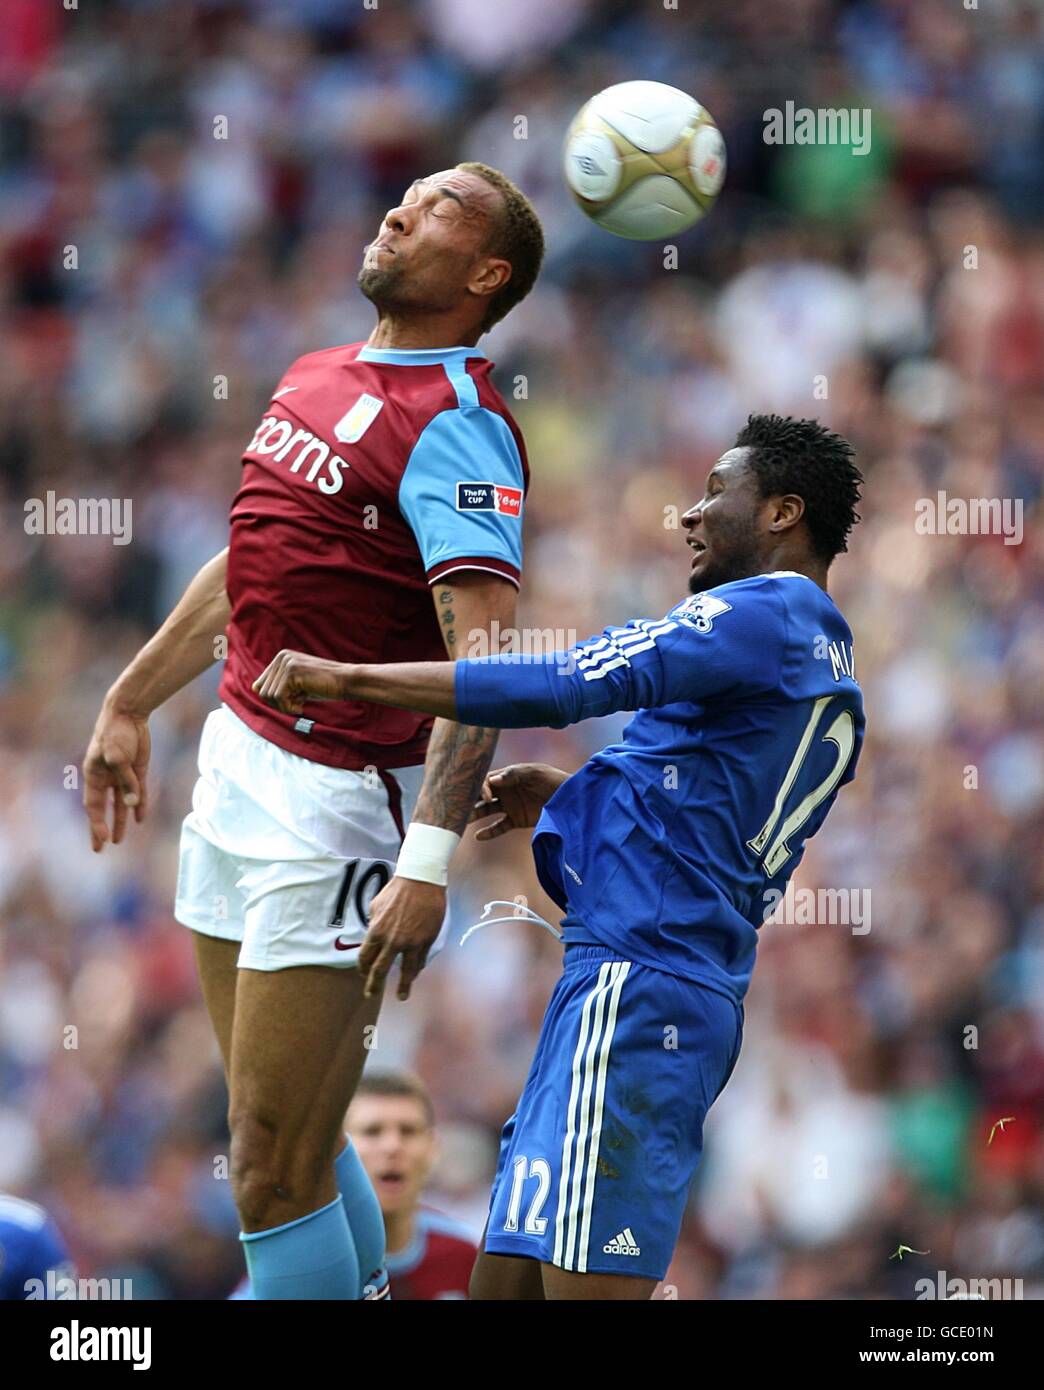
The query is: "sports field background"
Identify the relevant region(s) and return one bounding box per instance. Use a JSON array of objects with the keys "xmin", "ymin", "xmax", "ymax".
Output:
[{"xmin": 0, "ymin": 0, "xmax": 1041, "ymax": 1298}]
